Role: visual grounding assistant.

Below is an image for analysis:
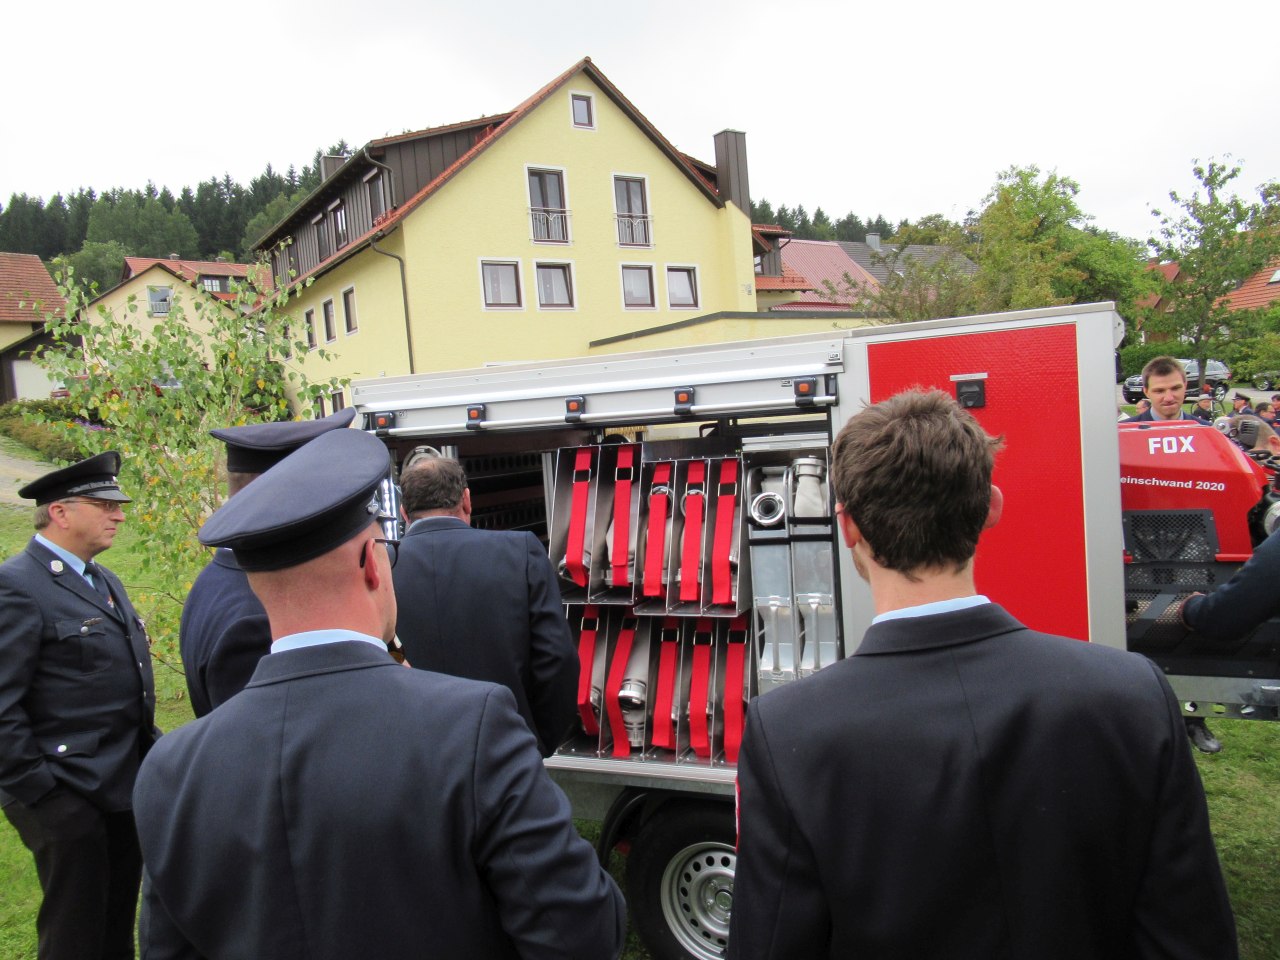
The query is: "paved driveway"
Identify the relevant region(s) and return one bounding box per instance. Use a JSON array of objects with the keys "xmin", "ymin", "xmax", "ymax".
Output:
[{"xmin": 0, "ymin": 439, "xmax": 49, "ymax": 507}]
